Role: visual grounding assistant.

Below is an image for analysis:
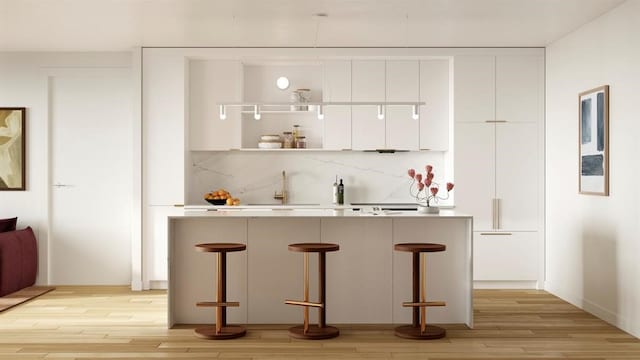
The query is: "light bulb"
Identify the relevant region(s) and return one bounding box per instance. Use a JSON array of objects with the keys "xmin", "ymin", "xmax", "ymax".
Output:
[
  {"xmin": 219, "ymin": 105, "xmax": 227, "ymax": 120},
  {"xmin": 377, "ymin": 105, "xmax": 385, "ymax": 120},
  {"xmin": 412, "ymin": 105, "xmax": 419, "ymax": 120},
  {"xmin": 254, "ymin": 105, "xmax": 261, "ymax": 120},
  {"xmin": 317, "ymin": 105, "xmax": 324, "ymax": 120}
]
